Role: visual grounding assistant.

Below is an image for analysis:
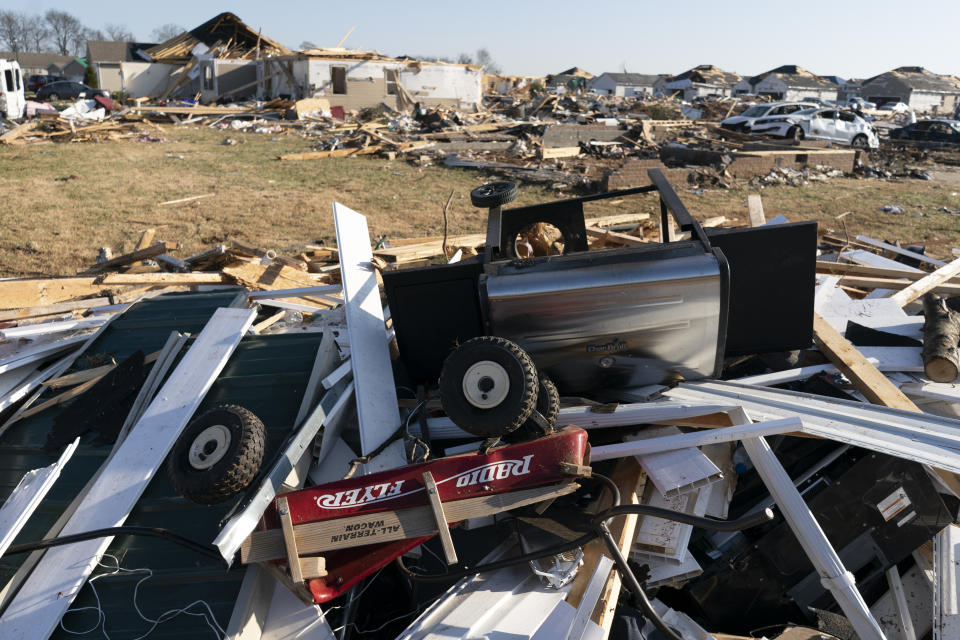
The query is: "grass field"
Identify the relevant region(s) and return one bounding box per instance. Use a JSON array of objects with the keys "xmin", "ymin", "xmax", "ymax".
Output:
[{"xmin": 2, "ymin": 126, "xmax": 960, "ymax": 276}]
